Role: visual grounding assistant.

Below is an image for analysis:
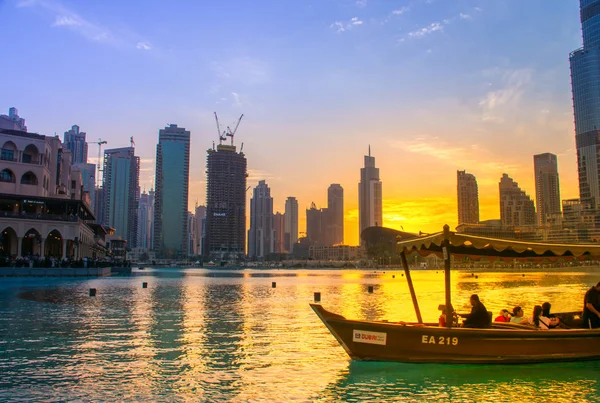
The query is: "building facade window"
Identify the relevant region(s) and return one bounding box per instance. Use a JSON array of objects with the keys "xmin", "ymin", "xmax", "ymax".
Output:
[
  {"xmin": 20, "ymin": 171, "xmax": 38, "ymax": 185},
  {"xmin": 1, "ymin": 149, "xmax": 14, "ymax": 161},
  {"xmin": 0, "ymin": 169, "xmax": 15, "ymax": 183}
]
